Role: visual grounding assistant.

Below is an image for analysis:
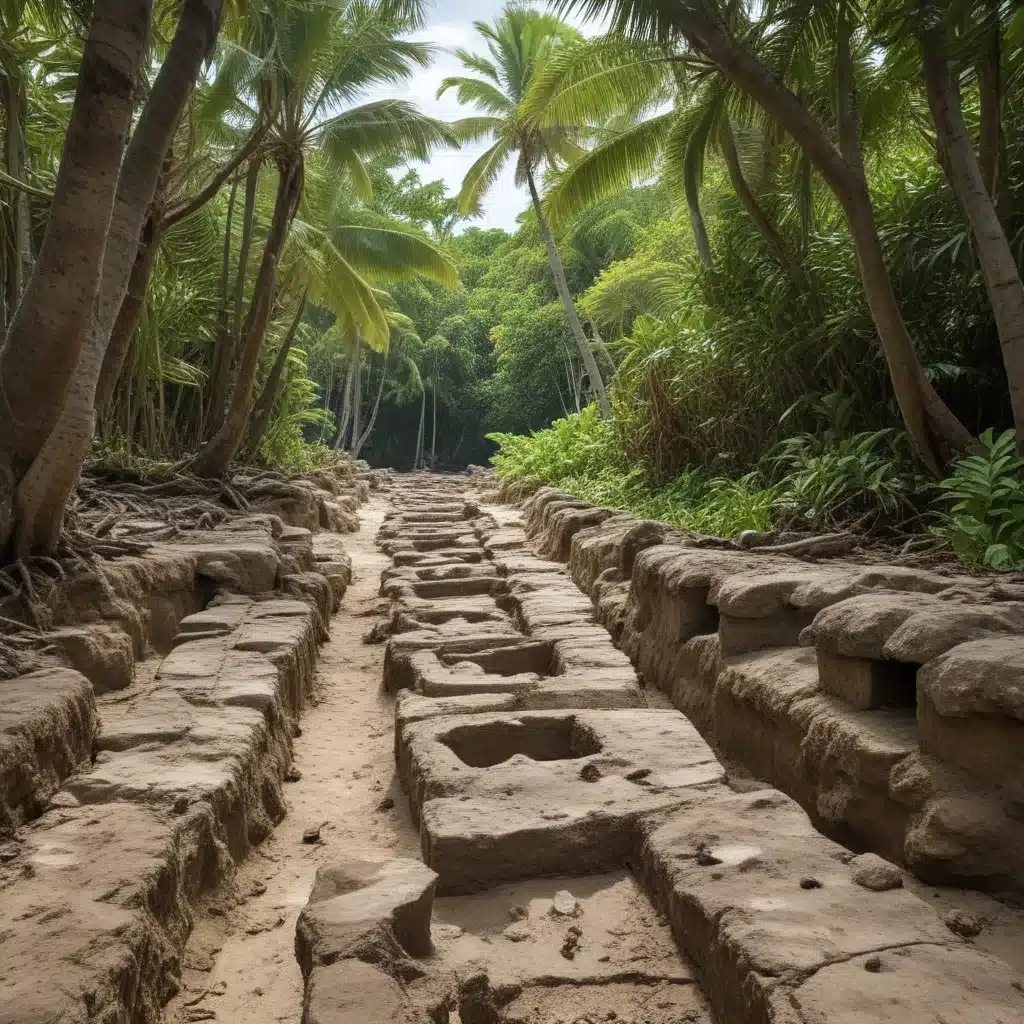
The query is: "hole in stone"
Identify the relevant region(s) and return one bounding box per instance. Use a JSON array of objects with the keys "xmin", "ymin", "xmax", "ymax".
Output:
[
  {"xmin": 872, "ymin": 660, "xmax": 919, "ymax": 709},
  {"xmin": 440, "ymin": 717, "xmax": 602, "ymax": 768},
  {"xmin": 410, "ymin": 578, "xmax": 502, "ymax": 599},
  {"xmin": 443, "ymin": 642, "xmax": 556, "ymax": 677}
]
